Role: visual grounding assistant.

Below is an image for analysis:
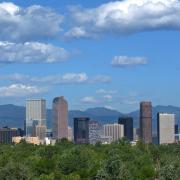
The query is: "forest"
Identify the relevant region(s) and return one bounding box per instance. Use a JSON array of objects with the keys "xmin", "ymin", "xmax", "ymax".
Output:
[{"xmin": 0, "ymin": 139, "xmax": 180, "ymax": 180}]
